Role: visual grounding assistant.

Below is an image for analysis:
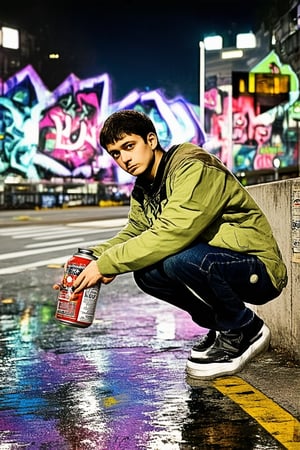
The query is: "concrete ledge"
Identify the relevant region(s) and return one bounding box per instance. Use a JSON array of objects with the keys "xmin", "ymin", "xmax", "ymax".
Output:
[{"xmin": 248, "ymin": 178, "xmax": 300, "ymax": 362}]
